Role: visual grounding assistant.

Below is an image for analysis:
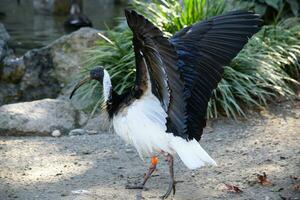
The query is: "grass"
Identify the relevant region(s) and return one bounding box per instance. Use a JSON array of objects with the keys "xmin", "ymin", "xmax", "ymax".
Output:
[
  {"xmin": 74, "ymin": 0, "xmax": 300, "ymax": 119},
  {"xmin": 131, "ymin": 0, "xmax": 226, "ymax": 36},
  {"xmin": 208, "ymin": 22, "xmax": 300, "ymax": 118}
]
